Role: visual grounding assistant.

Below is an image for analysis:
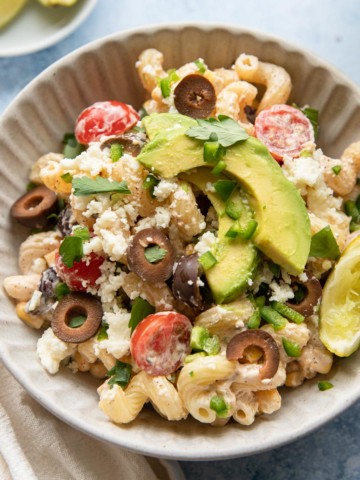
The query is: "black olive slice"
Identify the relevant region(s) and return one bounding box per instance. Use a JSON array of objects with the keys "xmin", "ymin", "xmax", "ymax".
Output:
[
  {"xmin": 52, "ymin": 292, "xmax": 103, "ymax": 343},
  {"xmin": 127, "ymin": 228, "xmax": 175, "ymax": 283},
  {"xmin": 101, "ymin": 131, "xmax": 146, "ymax": 157},
  {"xmin": 172, "ymin": 254, "xmax": 203, "ymax": 309},
  {"xmin": 11, "ymin": 185, "xmax": 58, "ymax": 229},
  {"xmin": 174, "ymin": 74, "xmax": 216, "ymax": 119},
  {"xmin": 286, "ymin": 272, "xmax": 322, "ymax": 317},
  {"xmin": 227, "ymin": 329, "xmax": 280, "ymax": 380}
]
